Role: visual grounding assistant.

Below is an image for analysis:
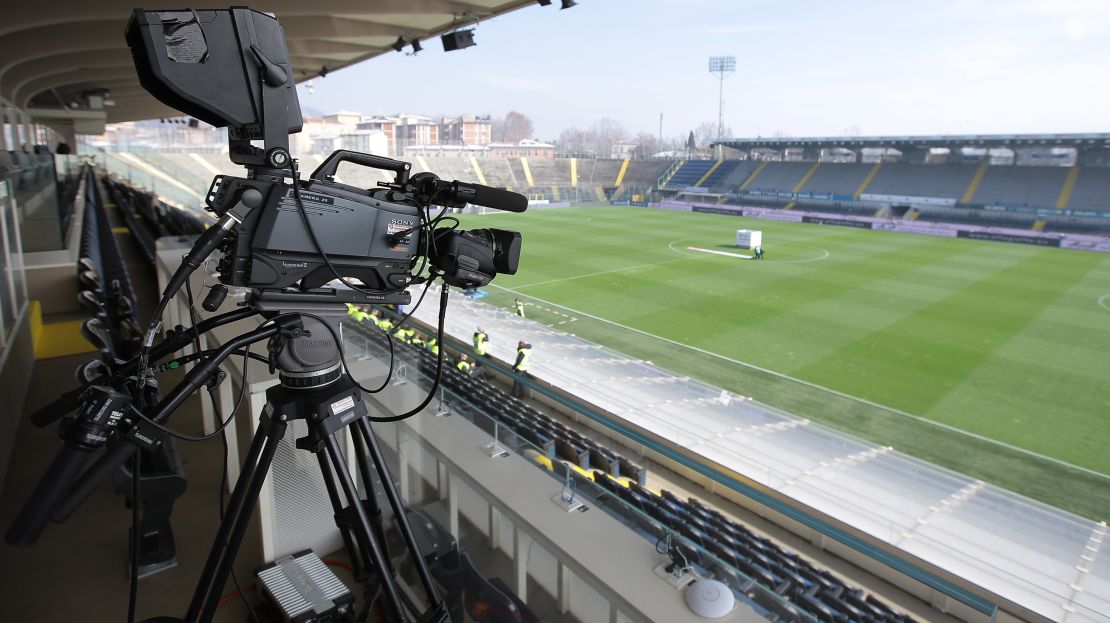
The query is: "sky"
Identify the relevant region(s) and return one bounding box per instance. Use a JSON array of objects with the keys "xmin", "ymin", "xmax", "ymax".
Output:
[{"xmin": 296, "ymin": 0, "xmax": 1110, "ymax": 142}]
